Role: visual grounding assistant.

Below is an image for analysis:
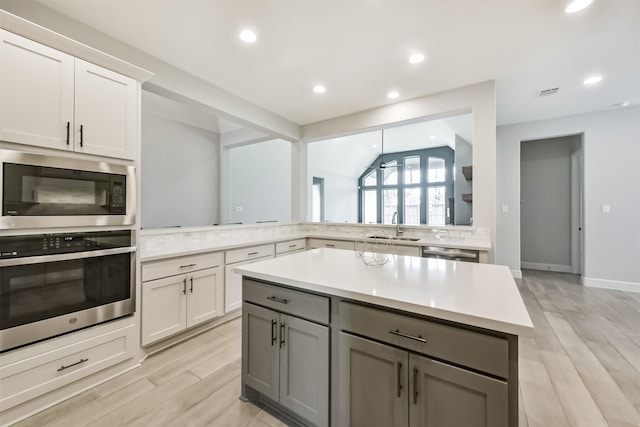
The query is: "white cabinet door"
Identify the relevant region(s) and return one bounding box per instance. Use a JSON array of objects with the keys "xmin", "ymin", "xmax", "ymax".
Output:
[
  {"xmin": 225, "ymin": 256, "xmax": 273, "ymax": 313},
  {"xmin": 141, "ymin": 275, "xmax": 187, "ymax": 345},
  {"xmin": 0, "ymin": 30, "xmax": 74, "ymax": 150},
  {"xmin": 74, "ymin": 58, "xmax": 137, "ymax": 160},
  {"xmin": 186, "ymin": 266, "xmax": 224, "ymax": 328}
]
